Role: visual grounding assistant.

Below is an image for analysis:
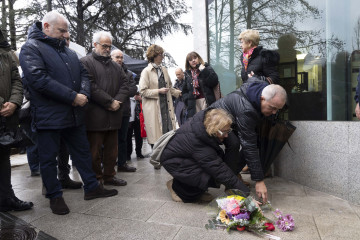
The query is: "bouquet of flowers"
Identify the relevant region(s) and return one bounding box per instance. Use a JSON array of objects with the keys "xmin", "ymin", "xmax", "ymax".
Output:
[{"xmin": 205, "ymin": 192, "xmax": 294, "ymax": 239}]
